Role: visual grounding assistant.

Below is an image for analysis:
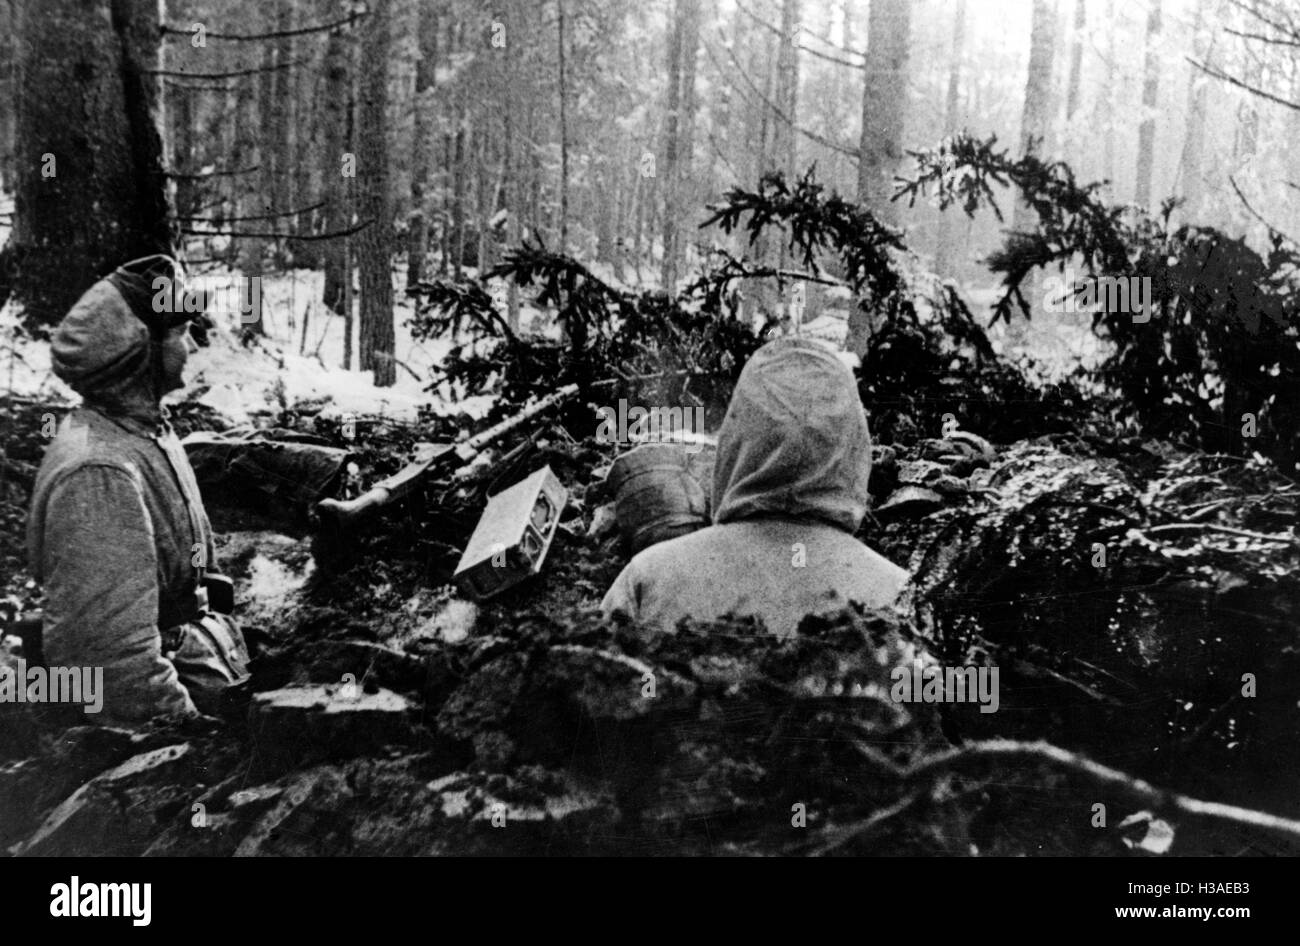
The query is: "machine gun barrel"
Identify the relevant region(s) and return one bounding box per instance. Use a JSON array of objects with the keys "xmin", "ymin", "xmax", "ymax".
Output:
[{"xmin": 314, "ymin": 384, "xmax": 578, "ymax": 532}]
